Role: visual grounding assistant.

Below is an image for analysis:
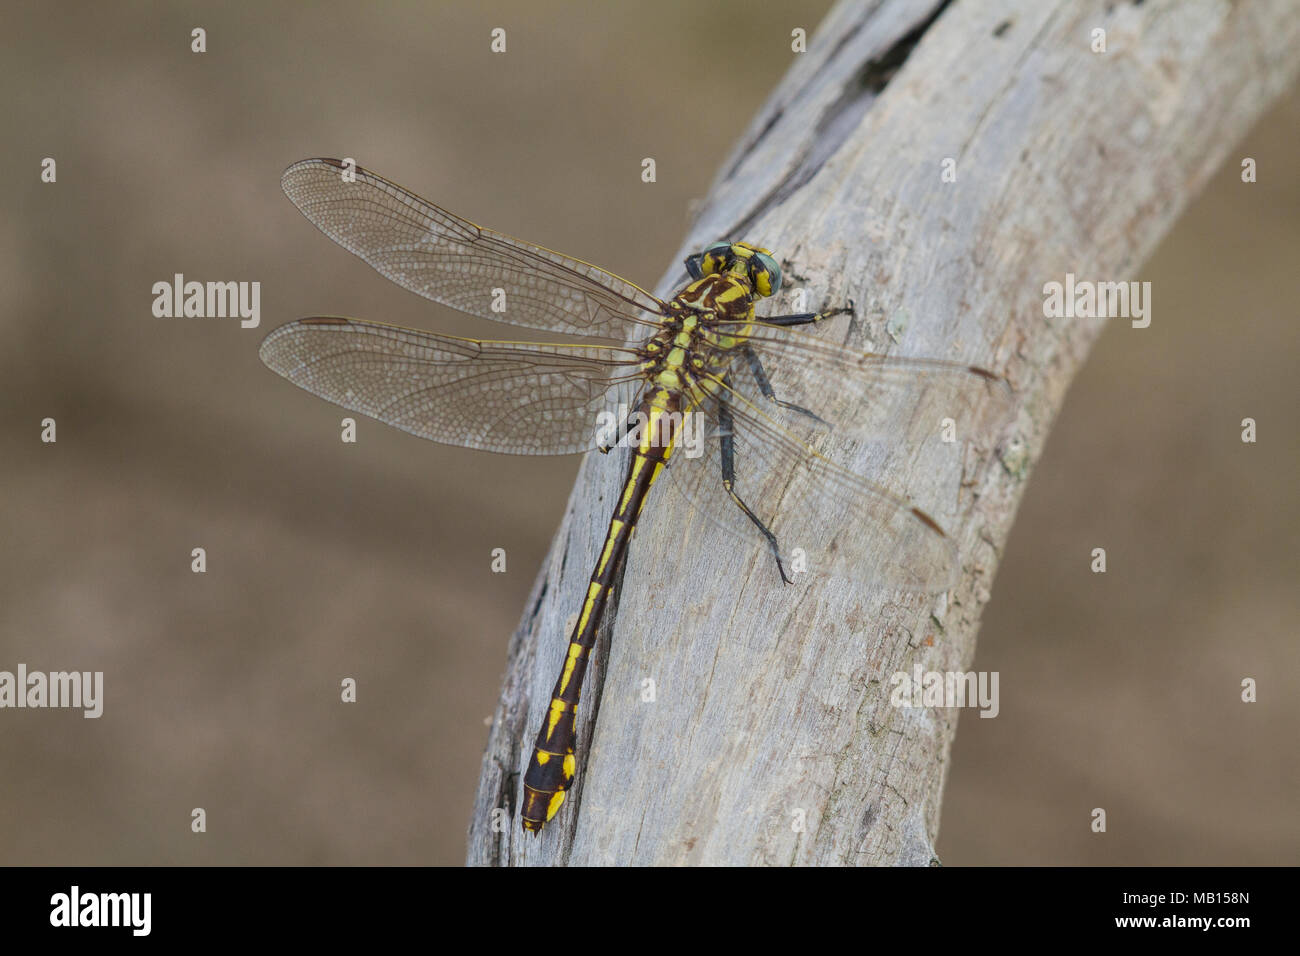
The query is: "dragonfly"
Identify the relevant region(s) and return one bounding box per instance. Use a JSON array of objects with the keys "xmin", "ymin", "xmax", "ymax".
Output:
[{"xmin": 259, "ymin": 158, "xmax": 1009, "ymax": 836}]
